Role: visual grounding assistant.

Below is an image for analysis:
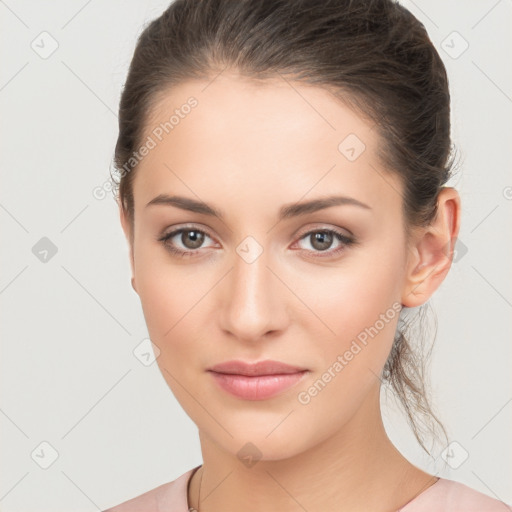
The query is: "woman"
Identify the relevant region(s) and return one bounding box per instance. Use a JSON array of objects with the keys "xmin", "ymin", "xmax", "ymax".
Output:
[{"xmin": 104, "ymin": 0, "xmax": 509, "ymax": 510}]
